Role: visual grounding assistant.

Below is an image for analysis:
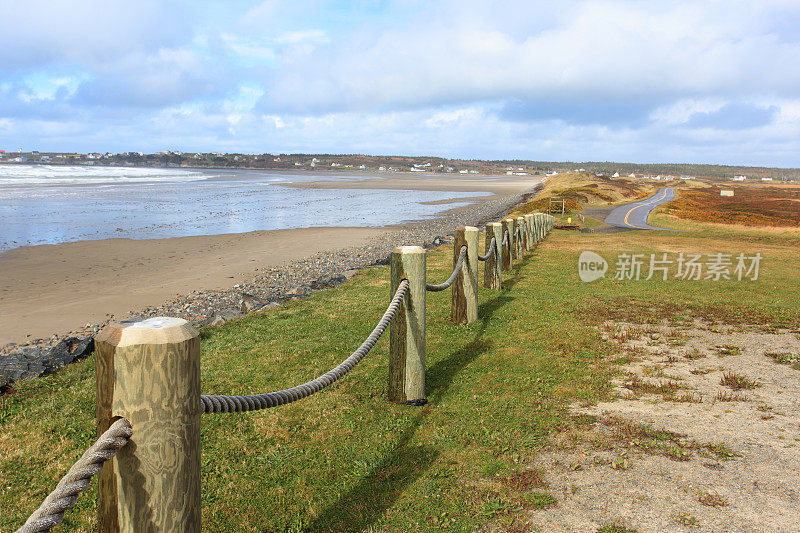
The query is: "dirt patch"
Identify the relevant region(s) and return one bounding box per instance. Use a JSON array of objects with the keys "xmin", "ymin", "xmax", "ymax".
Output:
[{"xmin": 523, "ymin": 321, "xmax": 800, "ymax": 532}]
